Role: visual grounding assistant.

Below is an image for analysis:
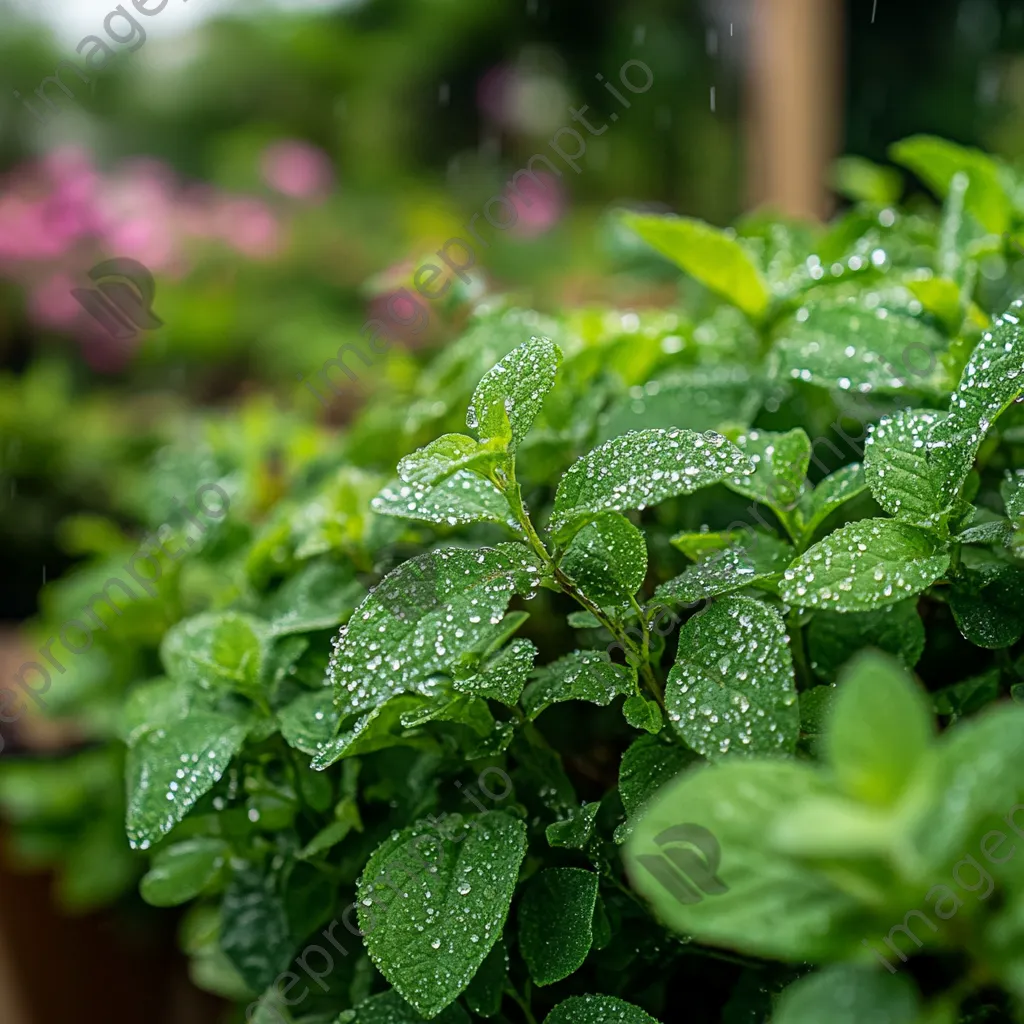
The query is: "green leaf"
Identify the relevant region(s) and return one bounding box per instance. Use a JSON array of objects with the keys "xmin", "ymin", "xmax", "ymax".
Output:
[
  {"xmin": 261, "ymin": 560, "xmax": 364, "ymax": 638},
  {"xmin": 906, "ymin": 275, "xmax": 964, "ymax": 334},
  {"xmin": 454, "ymin": 638, "xmax": 536, "ymax": 705},
  {"xmin": 371, "ymin": 471, "xmax": 516, "ymax": 528},
  {"xmin": 949, "ymin": 564, "xmax": 1024, "ymax": 648},
  {"xmin": 863, "ymin": 409, "xmax": 950, "ymax": 526},
  {"xmin": 328, "ymin": 547, "xmax": 542, "ymax": 720},
  {"xmin": 519, "ymin": 867, "xmax": 599, "ymax": 986},
  {"xmin": 464, "ymin": 940, "xmax": 508, "ymax": 1018},
  {"xmin": 774, "ymin": 964, "xmax": 920, "ymax": 1024},
  {"xmin": 771, "ymin": 297, "xmax": 947, "ymax": 396},
  {"xmin": 779, "ymin": 519, "xmax": 950, "ymax": 612},
  {"xmin": 622, "ymin": 694, "xmax": 663, "ymax": 734},
  {"xmin": 619, "ymin": 736, "xmax": 698, "ymax": 818},
  {"xmin": 622, "ymin": 212, "xmax": 772, "ymax": 321},
  {"xmin": 339, "ymin": 989, "xmax": 470, "ymax": 1024},
  {"xmin": 310, "ymin": 694, "xmax": 430, "ymax": 770},
  {"xmin": 933, "ymin": 667, "xmax": 1001, "ymax": 723},
  {"xmin": 126, "ymin": 713, "xmax": 249, "ymax": 850},
  {"xmin": 546, "ymin": 802, "xmax": 600, "ymax": 849},
  {"xmin": 625, "ymin": 759, "xmax": 858, "ymax": 960},
  {"xmin": 654, "ymin": 533, "xmax": 792, "ymax": 606},
  {"xmin": 807, "ymin": 599, "xmax": 925, "ymax": 681},
  {"xmin": 467, "ymin": 336, "xmax": 562, "ymax": 451},
  {"xmin": 357, "ymin": 811, "xmax": 527, "ymax": 1018},
  {"xmin": 397, "ymin": 434, "xmax": 503, "ymax": 488},
  {"xmin": 890, "ymin": 134, "xmax": 1012, "ymax": 234},
  {"xmin": 670, "ymin": 530, "xmax": 746, "ymax": 560},
  {"xmin": 665, "ymin": 597, "xmax": 798, "ymax": 759},
  {"xmin": 559, "ymin": 512, "xmax": 647, "ymax": 604},
  {"xmin": 121, "ymin": 677, "xmax": 192, "ymax": 746},
  {"xmin": 550, "ymin": 428, "xmax": 752, "ymax": 542},
  {"xmin": 798, "ymin": 464, "xmax": 868, "ymax": 537},
  {"xmin": 545, "ymin": 996, "xmax": 661, "ymax": 1024},
  {"xmin": 830, "ymin": 155, "xmax": 903, "ymax": 206},
  {"xmin": 278, "ymin": 689, "xmax": 338, "ymax": 757},
  {"xmin": 824, "ymin": 651, "xmax": 934, "ymax": 806},
  {"xmin": 220, "ymin": 862, "xmax": 294, "ymax": 994},
  {"xmin": 722, "ymin": 428, "xmax": 811, "ymax": 512},
  {"xmin": 1002, "ymin": 468, "xmax": 1024, "ymax": 518},
  {"xmin": 522, "ymin": 650, "xmax": 635, "ymax": 720},
  {"xmin": 931, "ymin": 304, "xmax": 1024, "ymax": 494},
  {"xmin": 161, "ymin": 612, "xmax": 267, "ymax": 701},
  {"xmin": 139, "ymin": 838, "xmax": 229, "ymax": 907}
]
